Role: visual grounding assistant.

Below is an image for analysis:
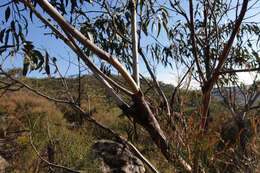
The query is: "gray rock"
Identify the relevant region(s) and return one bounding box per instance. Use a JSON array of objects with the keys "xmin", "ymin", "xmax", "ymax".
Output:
[
  {"xmin": 92, "ymin": 140, "xmax": 145, "ymax": 173},
  {"xmin": 0, "ymin": 156, "xmax": 8, "ymax": 173}
]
